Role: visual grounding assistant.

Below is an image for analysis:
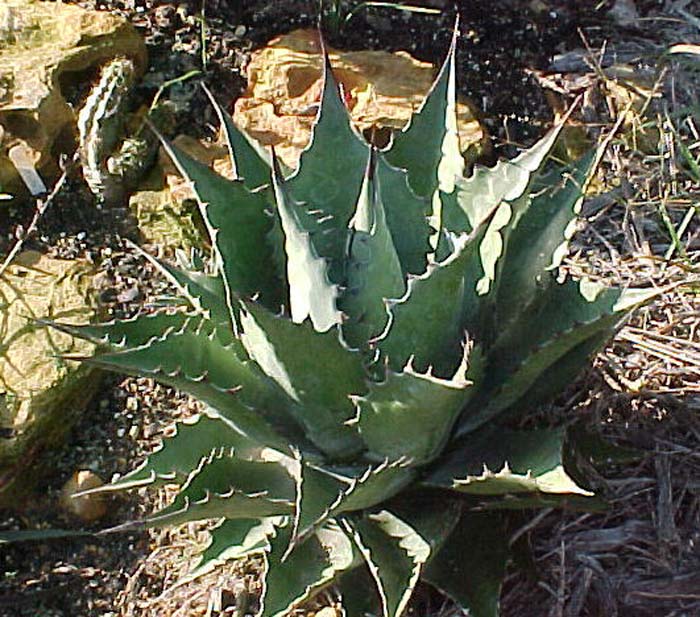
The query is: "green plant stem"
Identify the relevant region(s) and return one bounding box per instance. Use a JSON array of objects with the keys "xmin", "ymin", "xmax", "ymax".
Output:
[
  {"xmin": 664, "ymin": 204, "xmax": 697, "ymax": 260},
  {"xmin": 149, "ymin": 70, "xmax": 203, "ymax": 112},
  {"xmin": 658, "ymin": 198, "xmax": 689, "ymax": 261}
]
